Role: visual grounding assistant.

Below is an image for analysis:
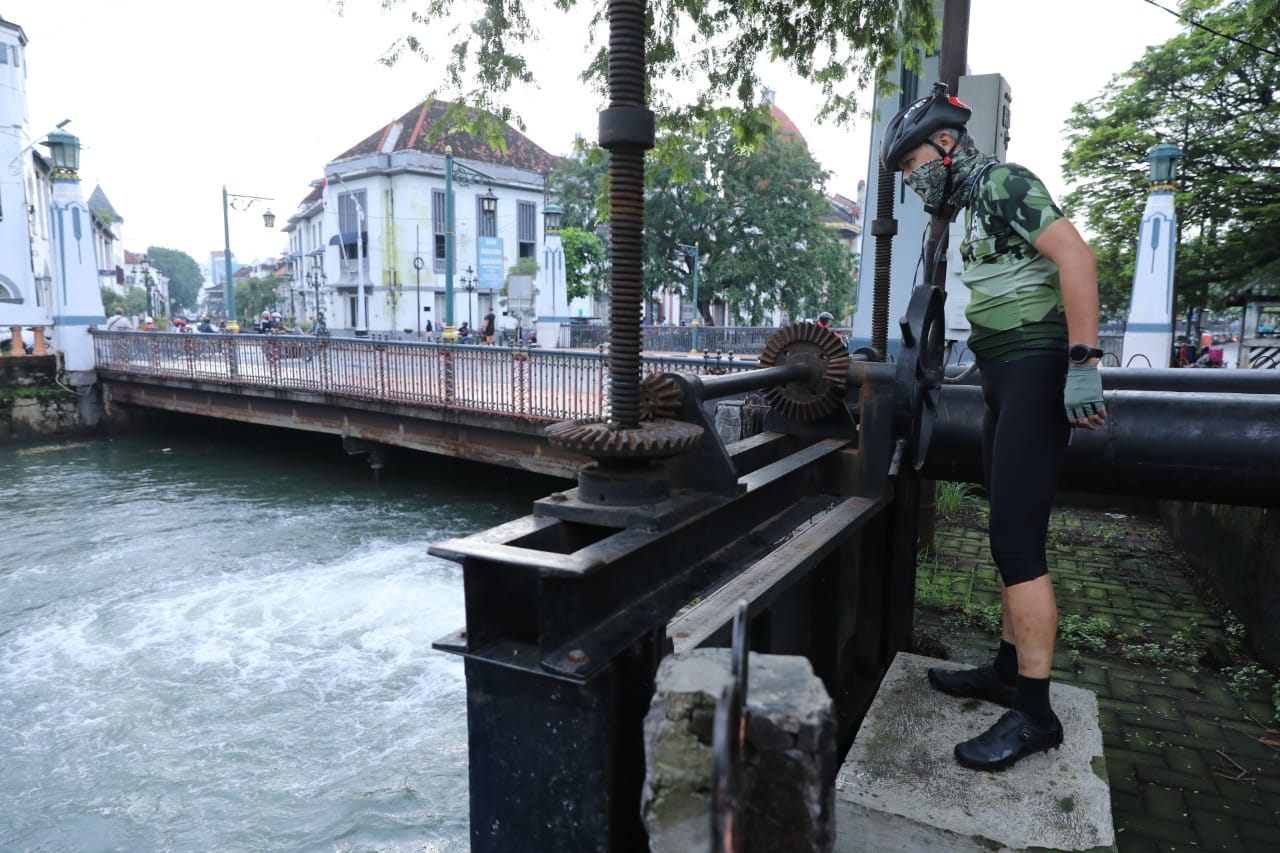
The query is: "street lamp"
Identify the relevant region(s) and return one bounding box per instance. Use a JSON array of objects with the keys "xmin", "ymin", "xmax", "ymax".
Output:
[
  {"xmin": 139, "ymin": 254, "xmax": 157, "ymax": 320},
  {"xmin": 282, "ymin": 272, "xmax": 296, "ymax": 321},
  {"xmin": 306, "ymin": 261, "xmax": 327, "ymax": 325},
  {"xmin": 222, "ymin": 186, "xmax": 274, "ymax": 324},
  {"xmin": 677, "ymin": 242, "xmax": 701, "ymax": 351},
  {"xmin": 444, "ymin": 146, "xmax": 497, "ymax": 340},
  {"xmin": 461, "ymin": 265, "xmax": 477, "ymax": 332}
]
